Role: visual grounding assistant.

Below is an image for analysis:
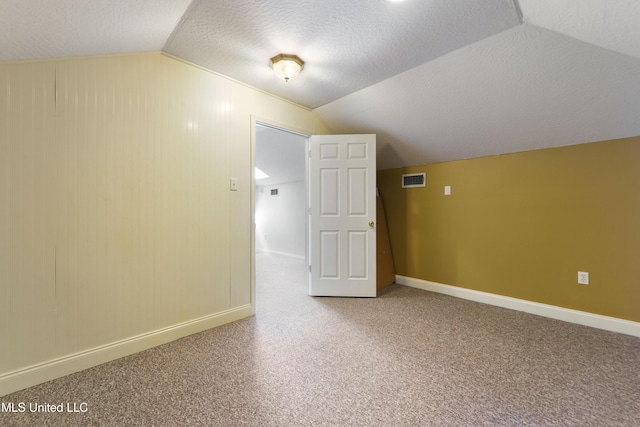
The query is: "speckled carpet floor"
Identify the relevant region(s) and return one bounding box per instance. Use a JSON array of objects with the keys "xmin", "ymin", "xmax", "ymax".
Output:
[{"xmin": 2, "ymin": 252, "xmax": 639, "ymax": 426}]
